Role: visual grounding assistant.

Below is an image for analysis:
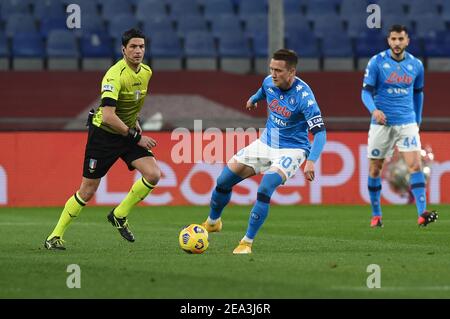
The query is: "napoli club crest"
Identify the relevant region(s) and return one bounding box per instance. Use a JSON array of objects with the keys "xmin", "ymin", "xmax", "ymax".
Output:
[{"xmin": 288, "ymin": 96, "xmax": 296, "ymax": 105}]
